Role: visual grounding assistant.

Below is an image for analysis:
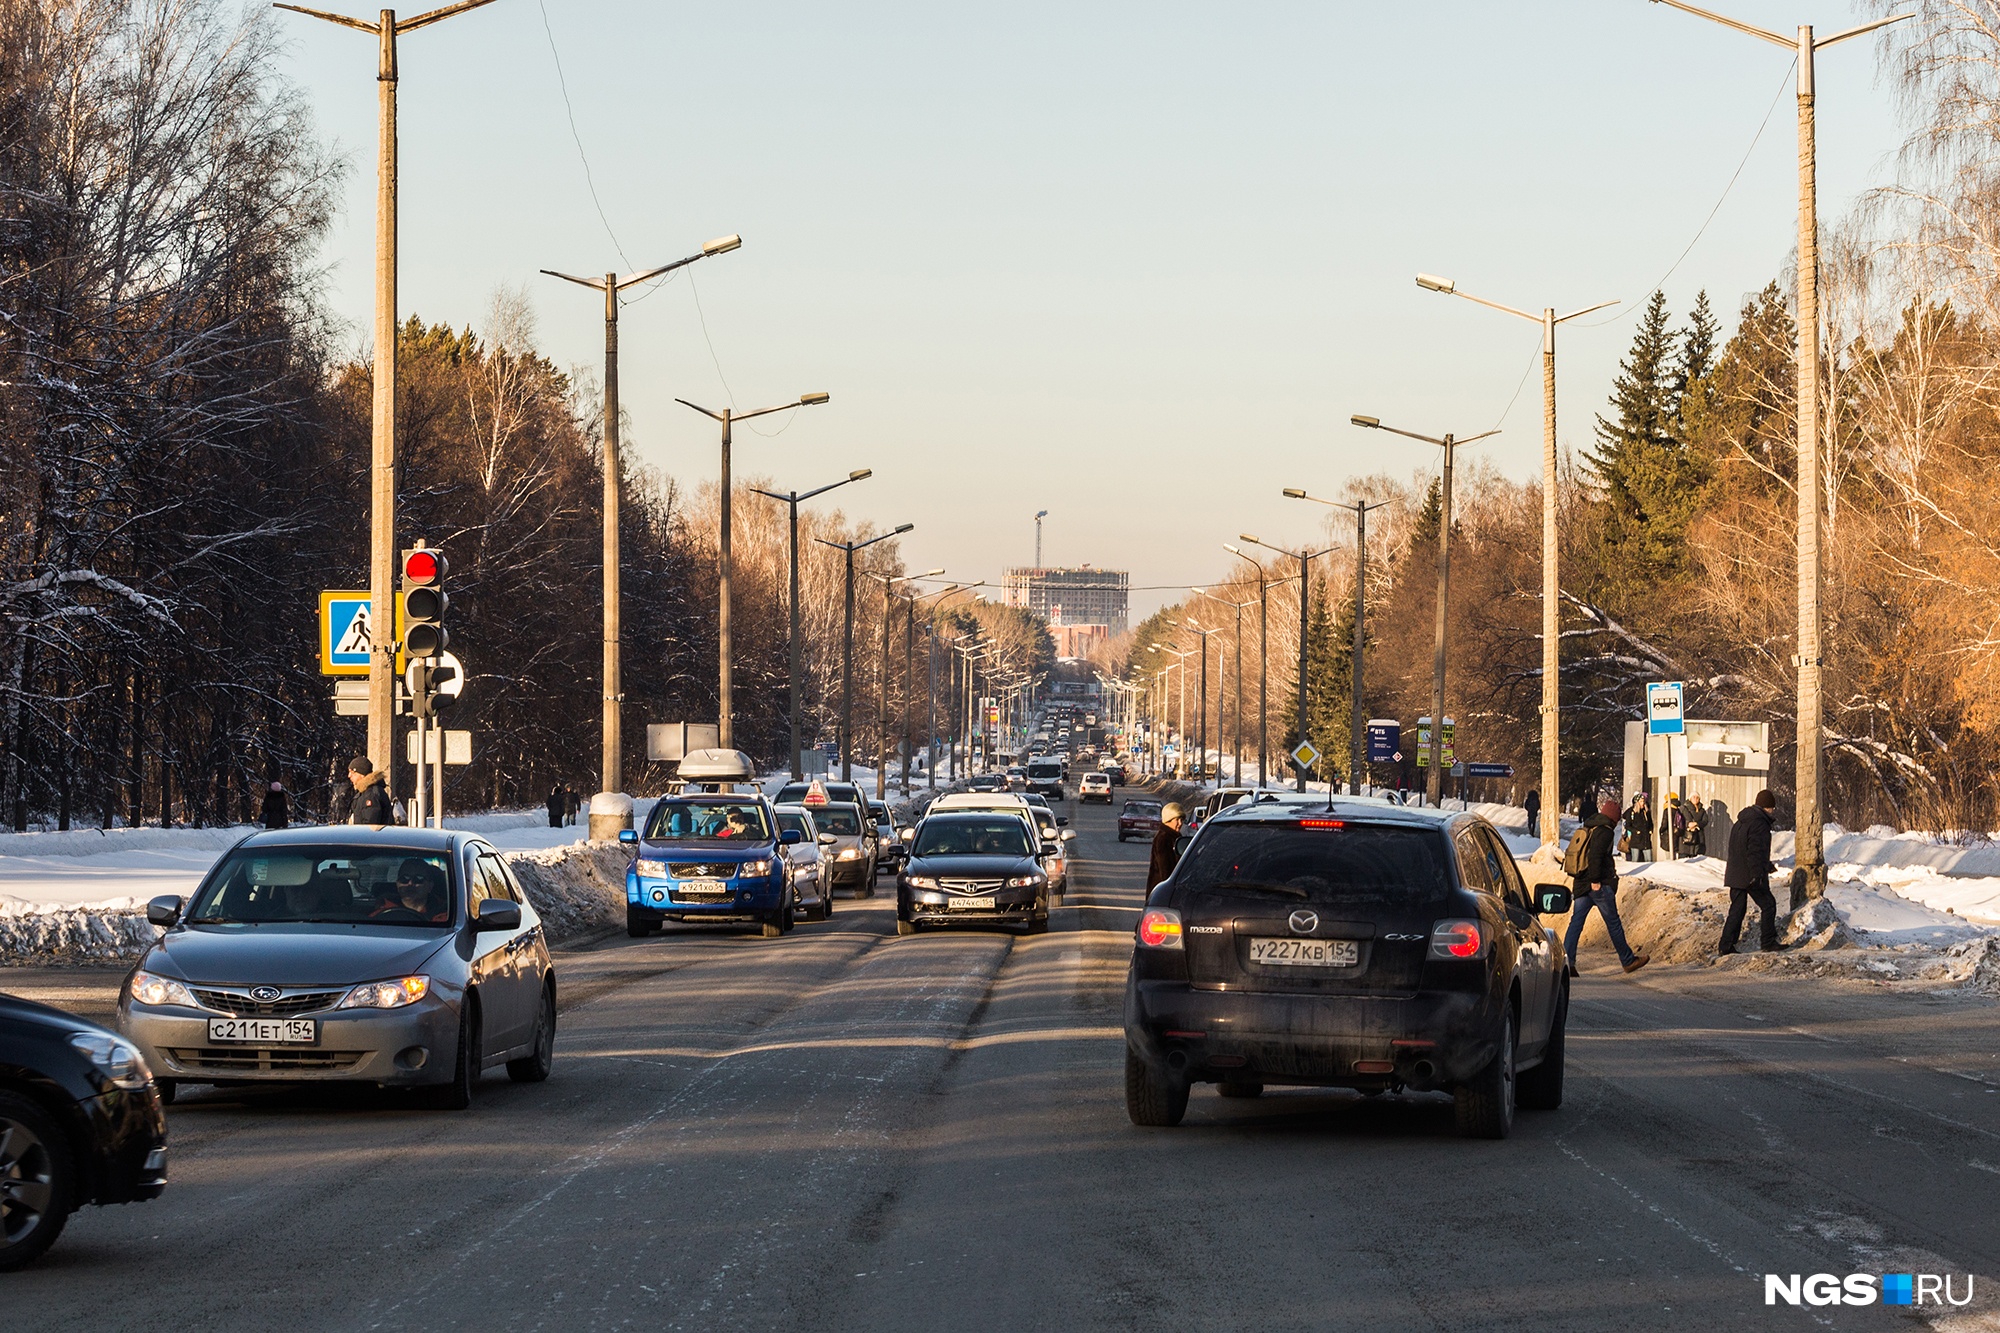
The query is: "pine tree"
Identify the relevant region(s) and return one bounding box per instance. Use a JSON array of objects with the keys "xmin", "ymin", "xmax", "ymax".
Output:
[
  {"xmin": 1591, "ymin": 290, "xmax": 1678, "ymax": 477},
  {"xmin": 1282, "ymin": 577, "xmax": 1345, "ymax": 783},
  {"xmin": 1590, "ymin": 291, "xmax": 1711, "ymax": 595},
  {"xmin": 1411, "ymin": 478, "xmax": 1444, "ymax": 549}
]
